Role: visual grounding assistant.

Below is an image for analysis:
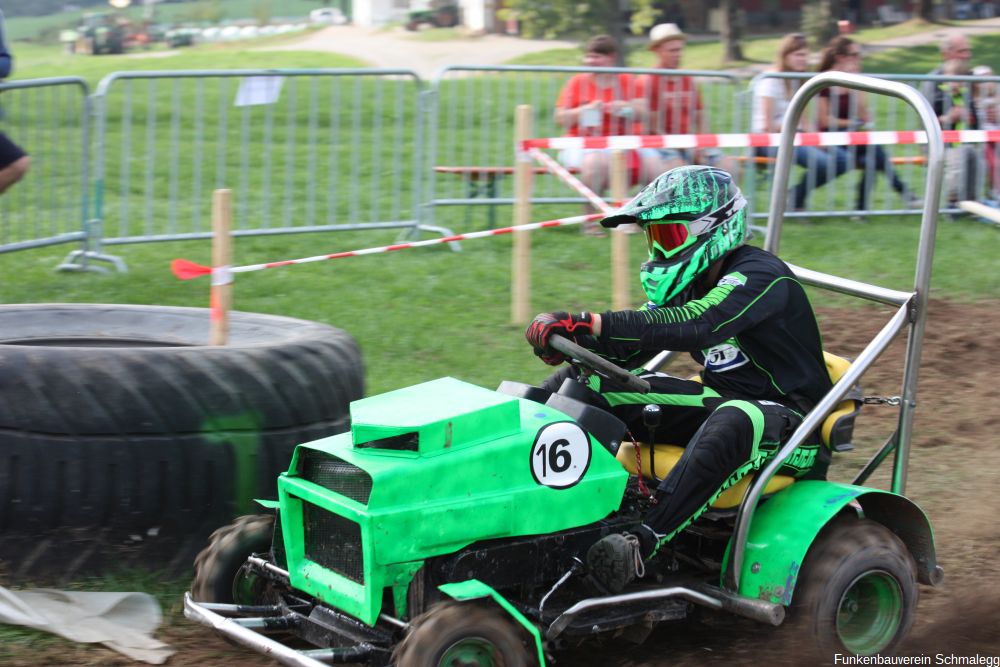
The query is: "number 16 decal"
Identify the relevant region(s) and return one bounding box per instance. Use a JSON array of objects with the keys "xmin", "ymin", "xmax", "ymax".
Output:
[{"xmin": 530, "ymin": 422, "xmax": 591, "ymax": 489}]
